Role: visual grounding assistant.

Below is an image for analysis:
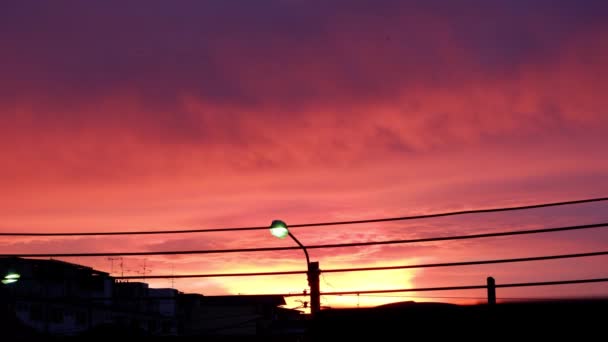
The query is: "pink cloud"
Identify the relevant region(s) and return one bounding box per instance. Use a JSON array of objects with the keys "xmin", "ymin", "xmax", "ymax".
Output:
[{"xmin": 1, "ymin": 1, "xmax": 607, "ymax": 306}]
